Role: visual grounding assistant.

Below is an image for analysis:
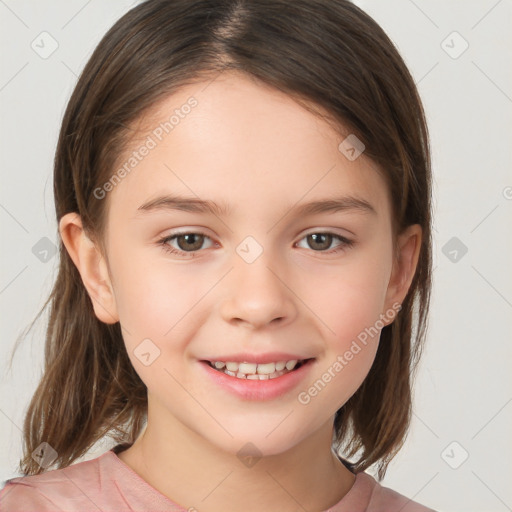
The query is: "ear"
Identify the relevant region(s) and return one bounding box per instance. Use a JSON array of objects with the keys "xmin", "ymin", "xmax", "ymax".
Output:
[
  {"xmin": 382, "ymin": 223, "xmax": 422, "ymax": 324},
  {"xmin": 59, "ymin": 212, "xmax": 119, "ymax": 324}
]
